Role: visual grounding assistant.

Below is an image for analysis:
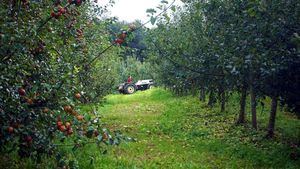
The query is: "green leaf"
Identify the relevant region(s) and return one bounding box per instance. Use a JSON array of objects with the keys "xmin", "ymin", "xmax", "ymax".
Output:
[
  {"xmin": 163, "ymin": 13, "xmax": 170, "ymax": 22},
  {"xmin": 146, "ymin": 8, "xmax": 157, "ymax": 14},
  {"xmin": 89, "ymin": 156, "xmax": 94, "ymax": 165},
  {"xmin": 171, "ymin": 5, "xmax": 176, "ymax": 12},
  {"xmin": 161, "ymin": 0, "xmax": 168, "ymax": 4},
  {"xmin": 247, "ymin": 7, "xmax": 256, "ymax": 17},
  {"xmin": 97, "ymin": 135, "xmax": 103, "ymax": 142},
  {"xmin": 150, "ymin": 16, "xmax": 157, "ymax": 25}
]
